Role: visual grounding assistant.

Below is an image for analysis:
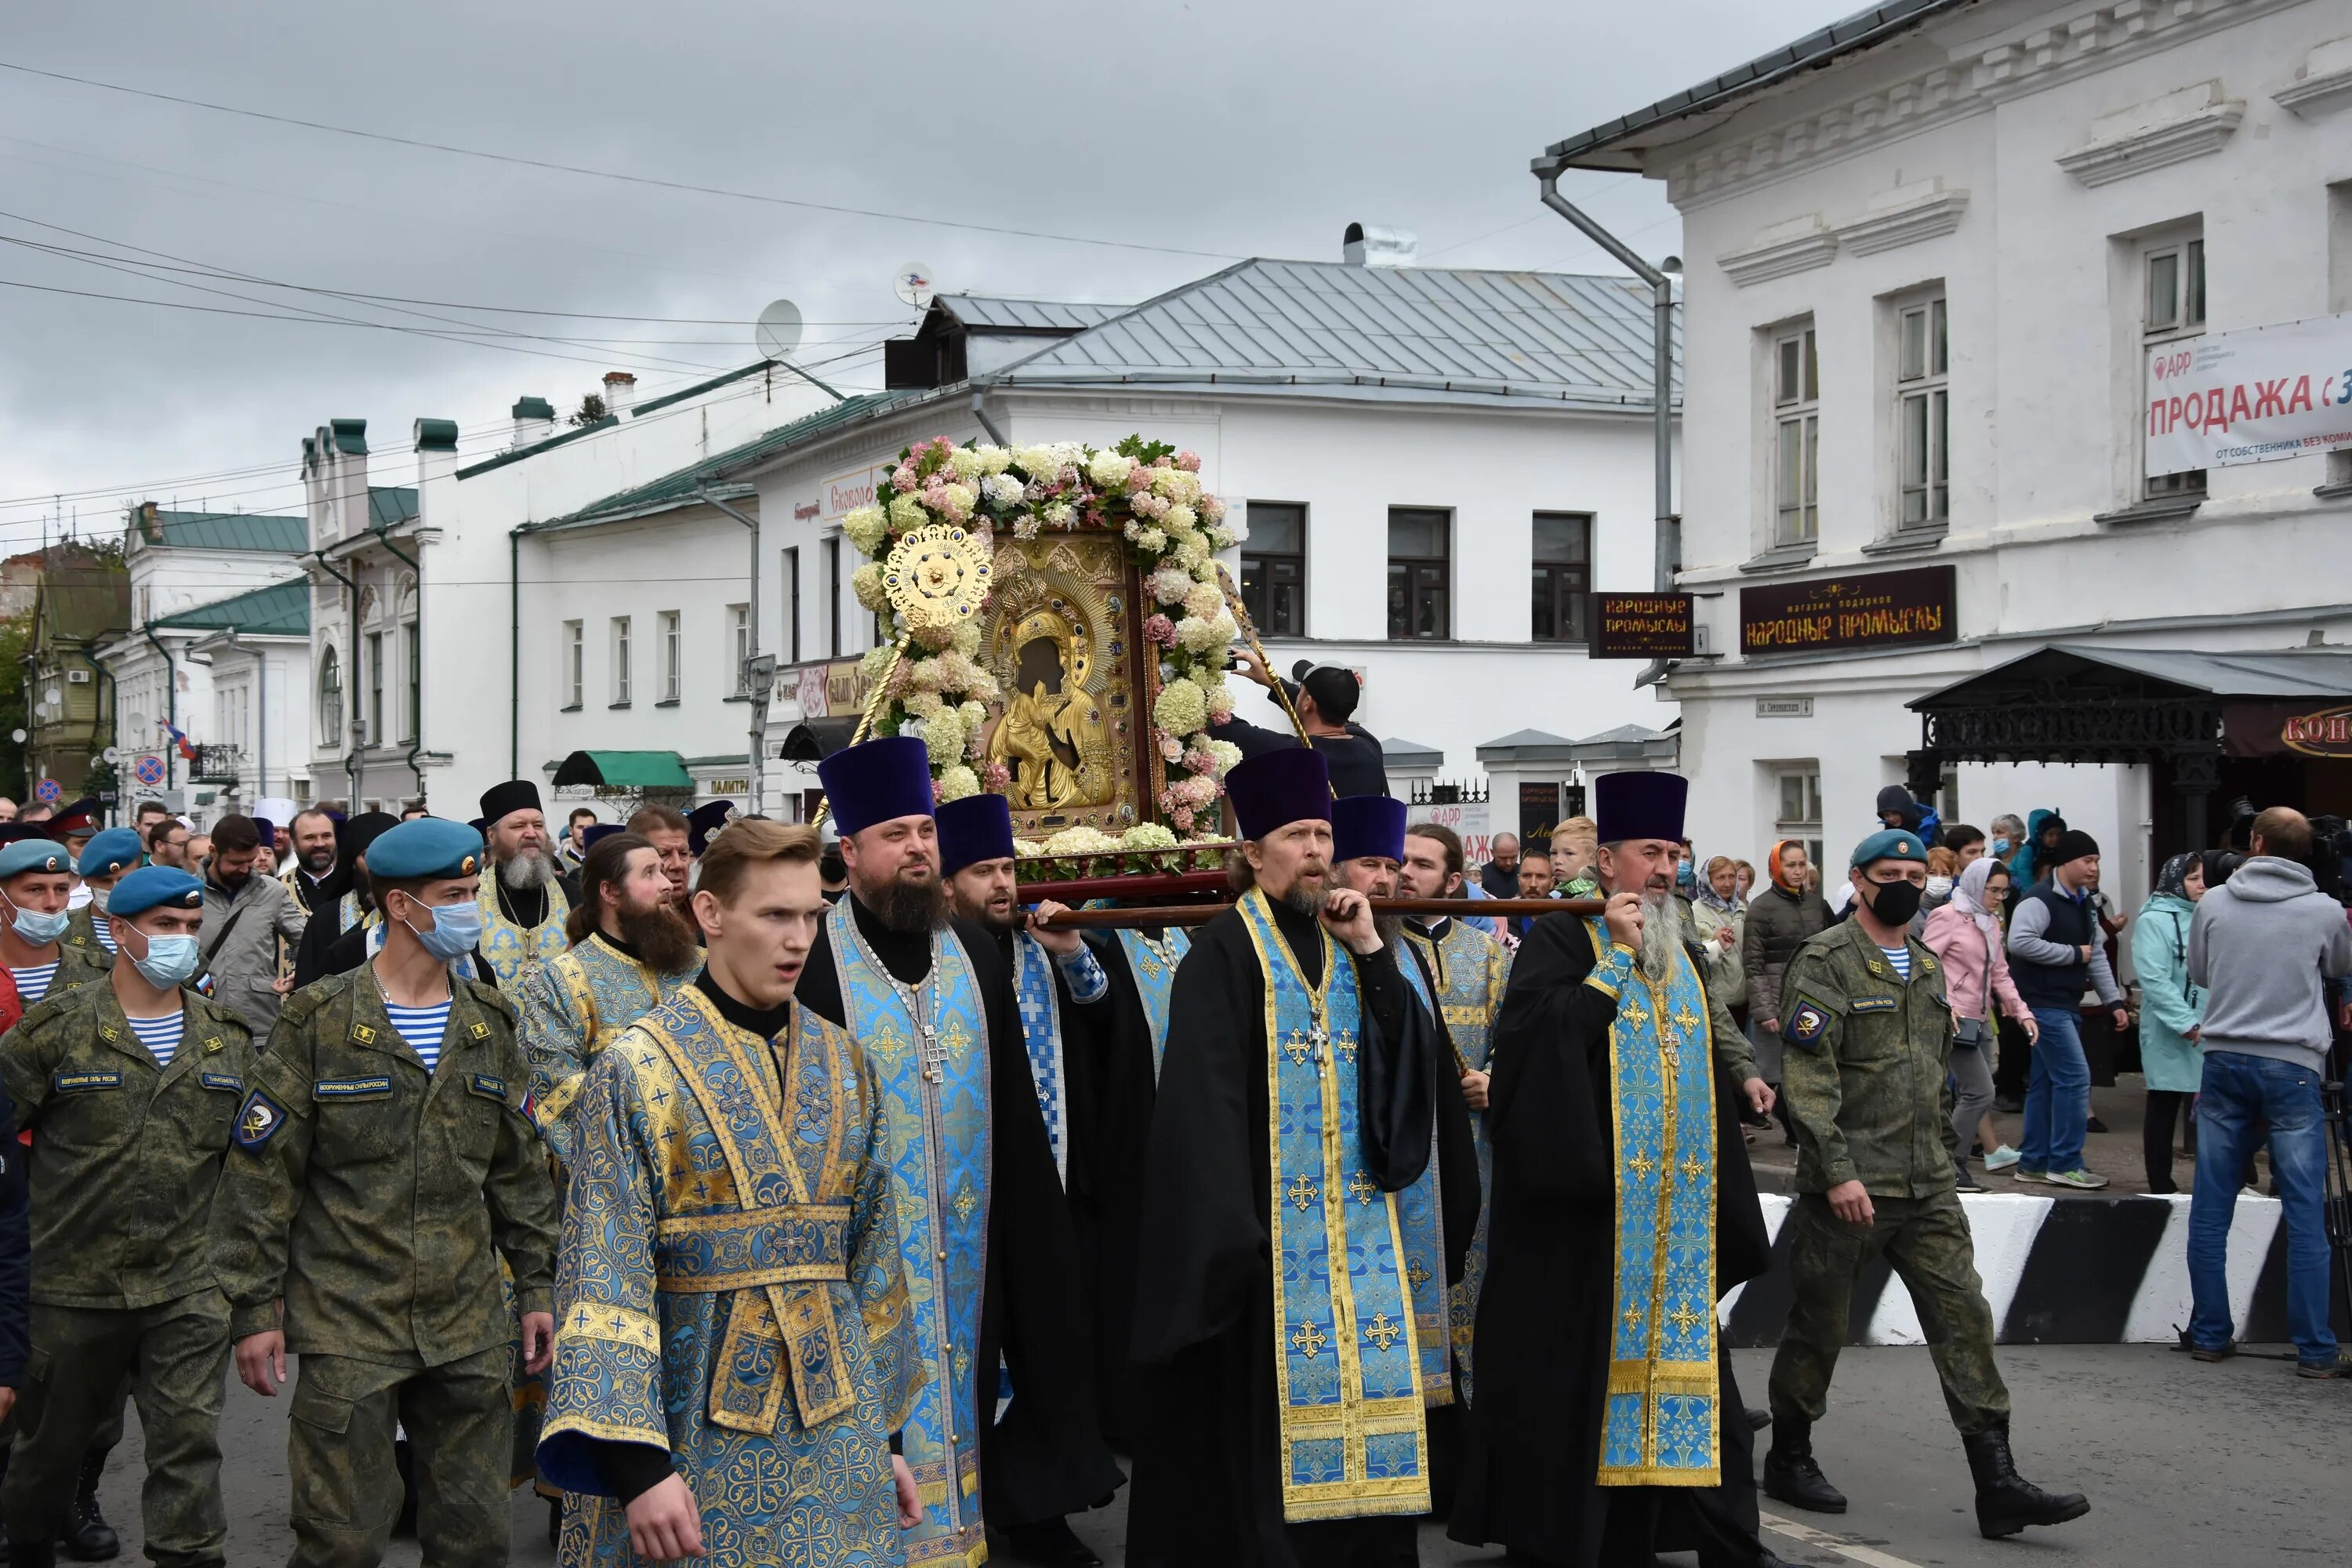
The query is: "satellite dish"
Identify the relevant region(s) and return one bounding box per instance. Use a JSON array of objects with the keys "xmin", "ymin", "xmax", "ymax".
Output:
[
  {"xmin": 42, "ymin": 687, "xmax": 60, "ymax": 705},
  {"xmin": 754, "ymin": 299, "xmax": 804, "ymax": 362},
  {"xmin": 894, "ymin": 263, "xmax": 937, "ymax": 310}
]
